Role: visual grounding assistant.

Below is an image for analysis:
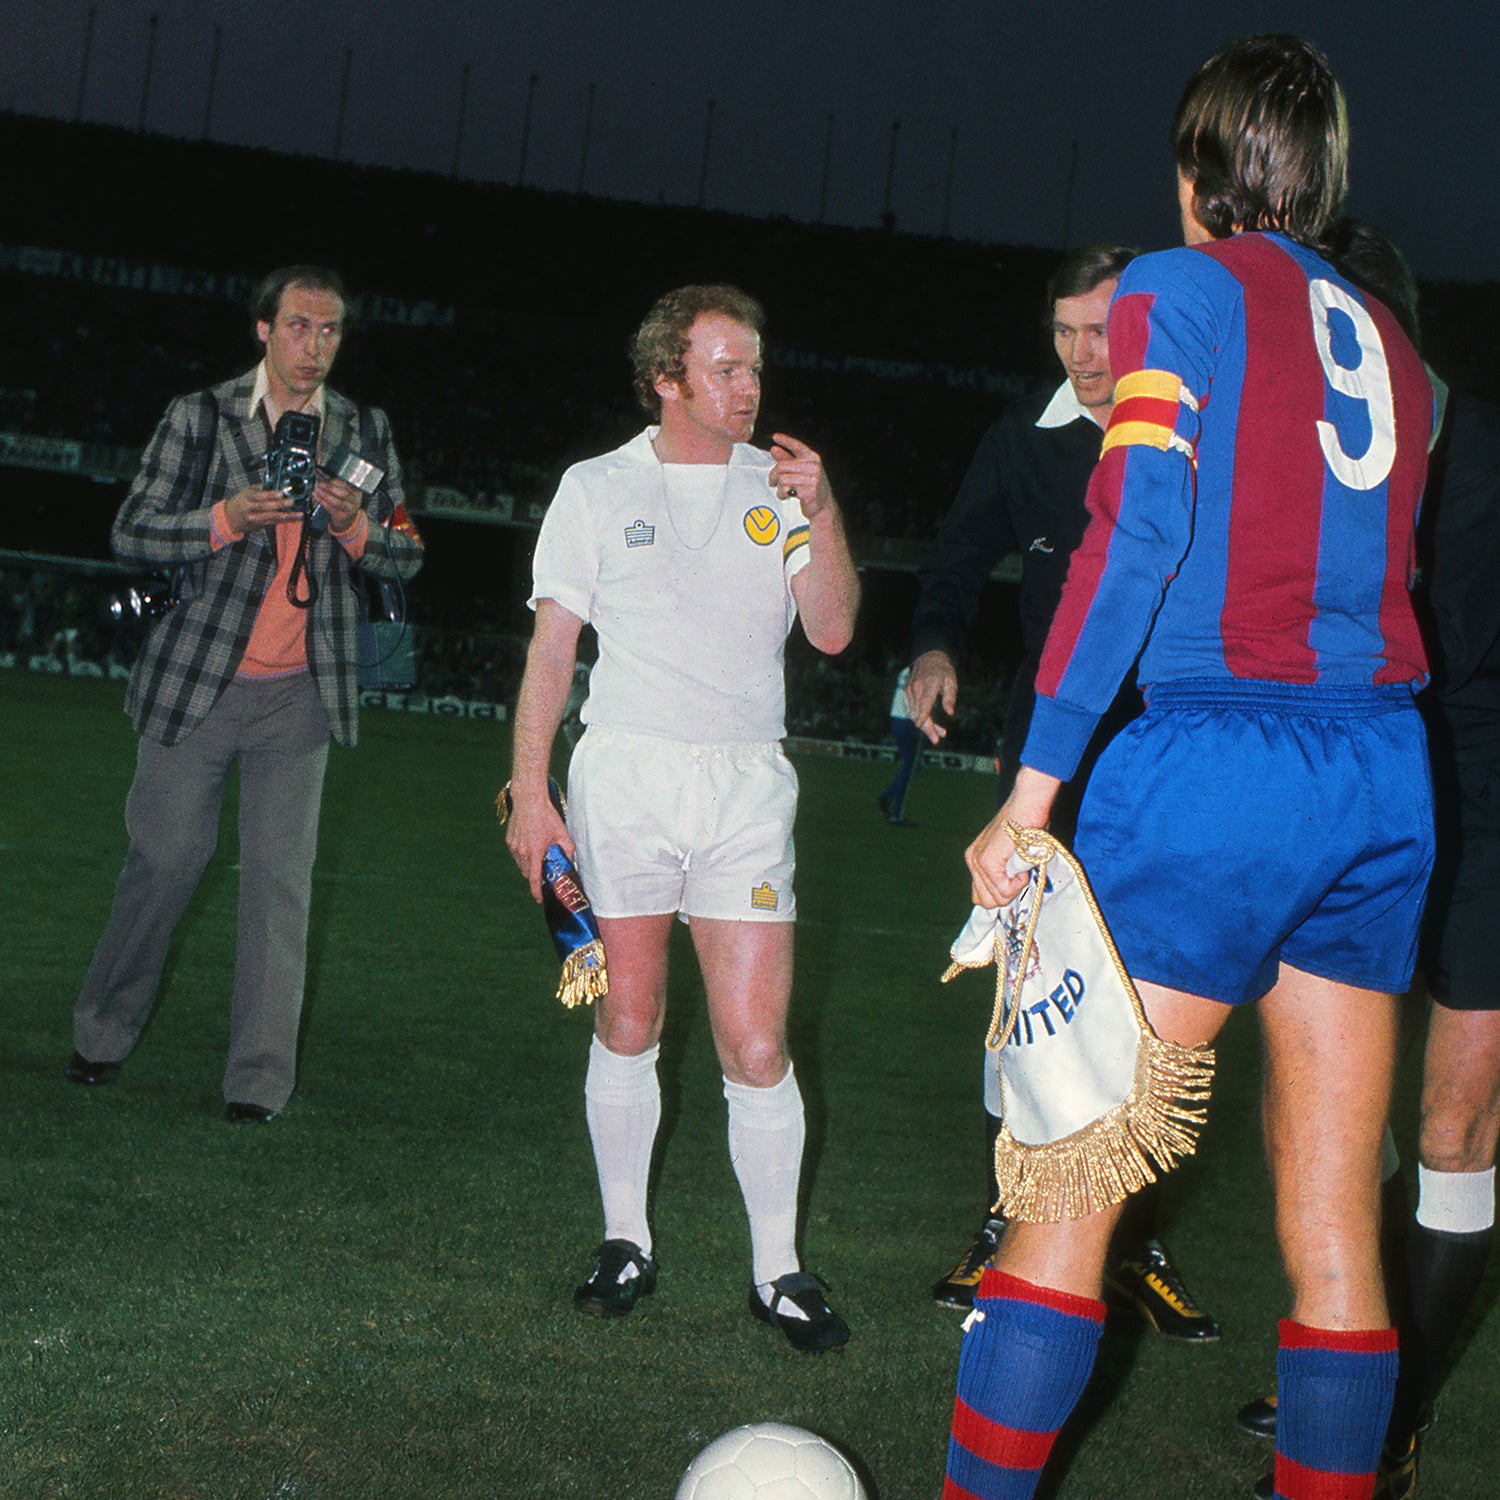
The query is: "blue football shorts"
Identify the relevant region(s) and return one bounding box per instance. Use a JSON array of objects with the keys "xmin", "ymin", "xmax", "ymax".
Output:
[{"xmin": 1073, "ymin": 680, "xmax": 1434, "ymax": 1006}]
